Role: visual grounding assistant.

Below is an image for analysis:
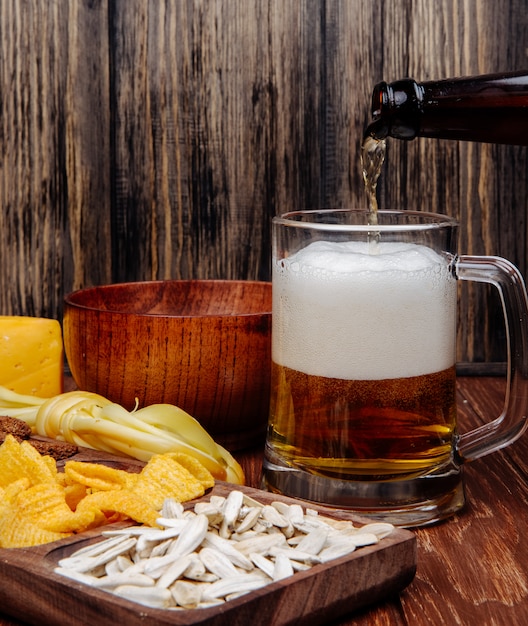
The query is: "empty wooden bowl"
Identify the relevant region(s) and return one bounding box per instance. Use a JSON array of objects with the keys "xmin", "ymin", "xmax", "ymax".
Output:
[{"xmin": 63, "ymin": 280, "xmax": 272, "ymax": 450}]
